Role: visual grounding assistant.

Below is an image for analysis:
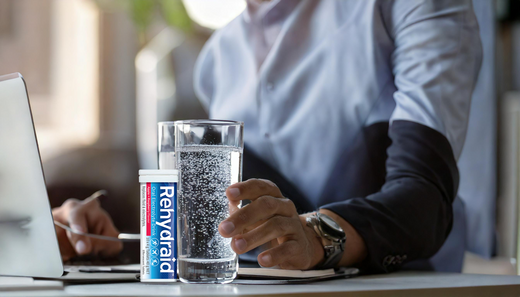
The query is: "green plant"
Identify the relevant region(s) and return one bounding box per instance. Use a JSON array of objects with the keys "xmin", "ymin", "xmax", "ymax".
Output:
[{"xmin": 94, "ymin": 0, "xmax": 192, "ymax": 45}]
